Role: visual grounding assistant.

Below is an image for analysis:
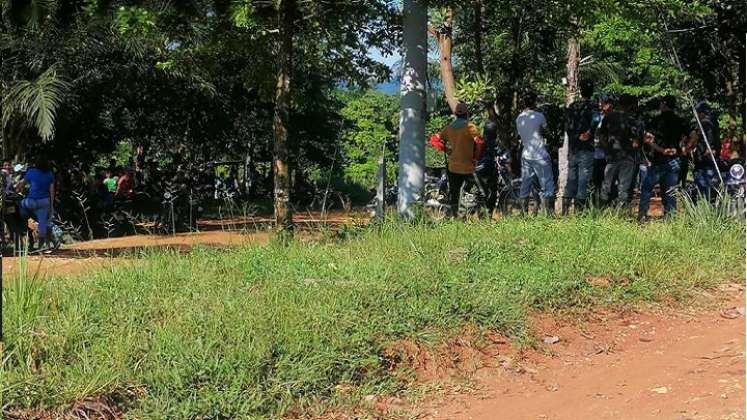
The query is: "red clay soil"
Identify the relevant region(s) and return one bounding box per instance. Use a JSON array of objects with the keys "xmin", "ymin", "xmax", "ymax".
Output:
[{"xmin": 422, "ymin": 284, "xmax": 746, "ymax": 420}]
